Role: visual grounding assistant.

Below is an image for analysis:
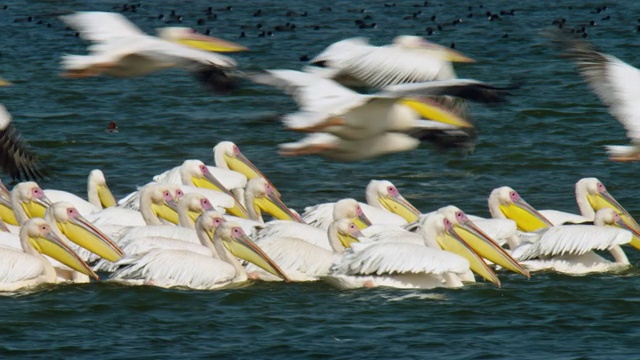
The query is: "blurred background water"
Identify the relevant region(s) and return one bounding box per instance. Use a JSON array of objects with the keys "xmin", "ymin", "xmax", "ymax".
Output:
[{"xmin": 1, "ymin": 0, "xmax": 639, "ymax": 358}]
